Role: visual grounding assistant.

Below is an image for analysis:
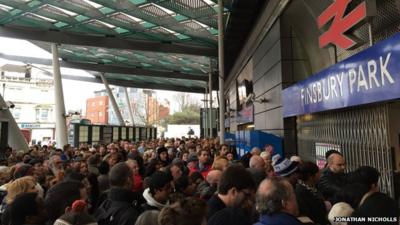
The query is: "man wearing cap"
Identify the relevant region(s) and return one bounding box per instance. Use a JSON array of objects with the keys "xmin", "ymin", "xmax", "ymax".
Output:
[{"xmin": 273, "ymin": 155, "xmax": 299, "ymax": 187}]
